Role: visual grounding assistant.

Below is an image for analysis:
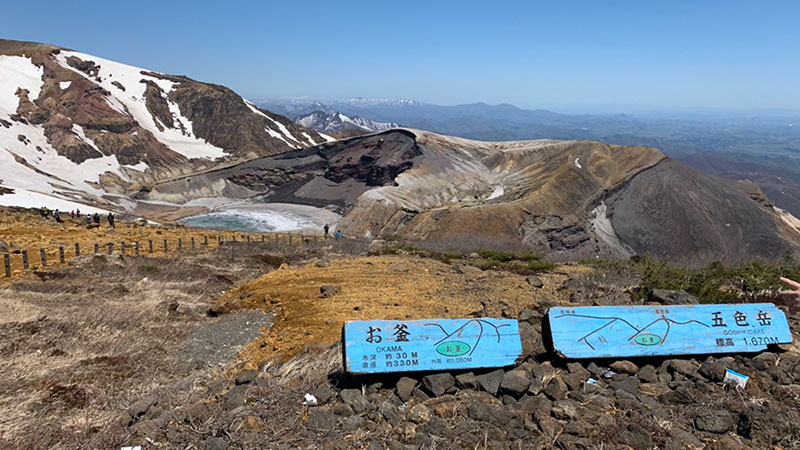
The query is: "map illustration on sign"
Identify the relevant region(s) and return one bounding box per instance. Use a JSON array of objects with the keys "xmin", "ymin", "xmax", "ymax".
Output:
[
  {"xmin": 343, "ymin": 318, "xmax": 522, "ymax": 374},
  {"xmin": 548, "ymin": 304, "xmax": 792, "ymax": 359}
]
